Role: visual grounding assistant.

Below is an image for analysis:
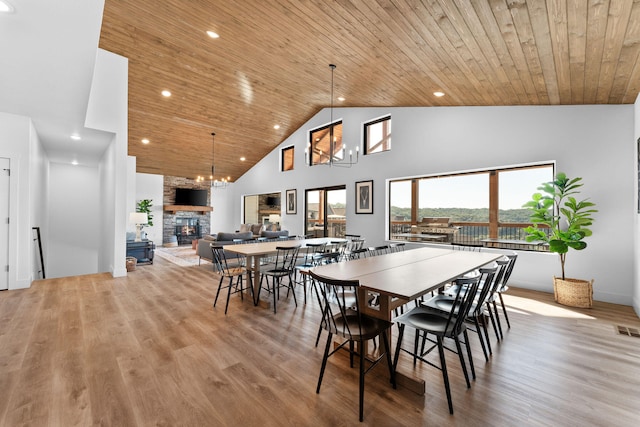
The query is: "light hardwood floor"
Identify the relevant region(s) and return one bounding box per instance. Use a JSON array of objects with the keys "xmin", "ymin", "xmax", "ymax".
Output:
[{"xmin": 1, "ymin": 255, "xmax": 639, "ymax": 426}]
